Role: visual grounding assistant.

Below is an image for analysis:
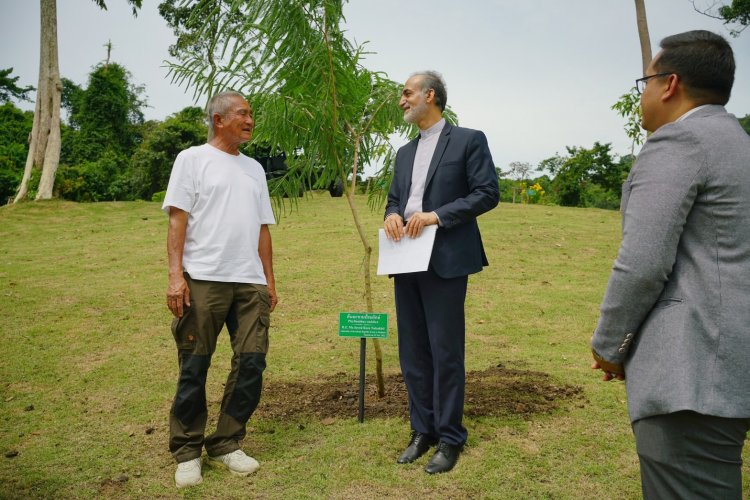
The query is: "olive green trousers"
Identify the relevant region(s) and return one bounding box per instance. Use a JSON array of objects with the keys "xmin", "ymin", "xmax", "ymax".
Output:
[{"xmin": 168, "ymin": 273, "xmax": 270, "ymax": 463}]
